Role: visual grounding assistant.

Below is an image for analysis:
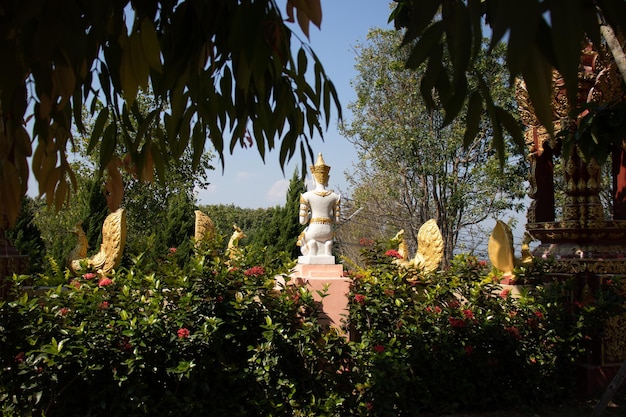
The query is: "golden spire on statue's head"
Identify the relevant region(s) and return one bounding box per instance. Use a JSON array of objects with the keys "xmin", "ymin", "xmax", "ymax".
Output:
[{"xmin": 310, "ymin": 153, "xmax": 331, "ymax": 186}]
